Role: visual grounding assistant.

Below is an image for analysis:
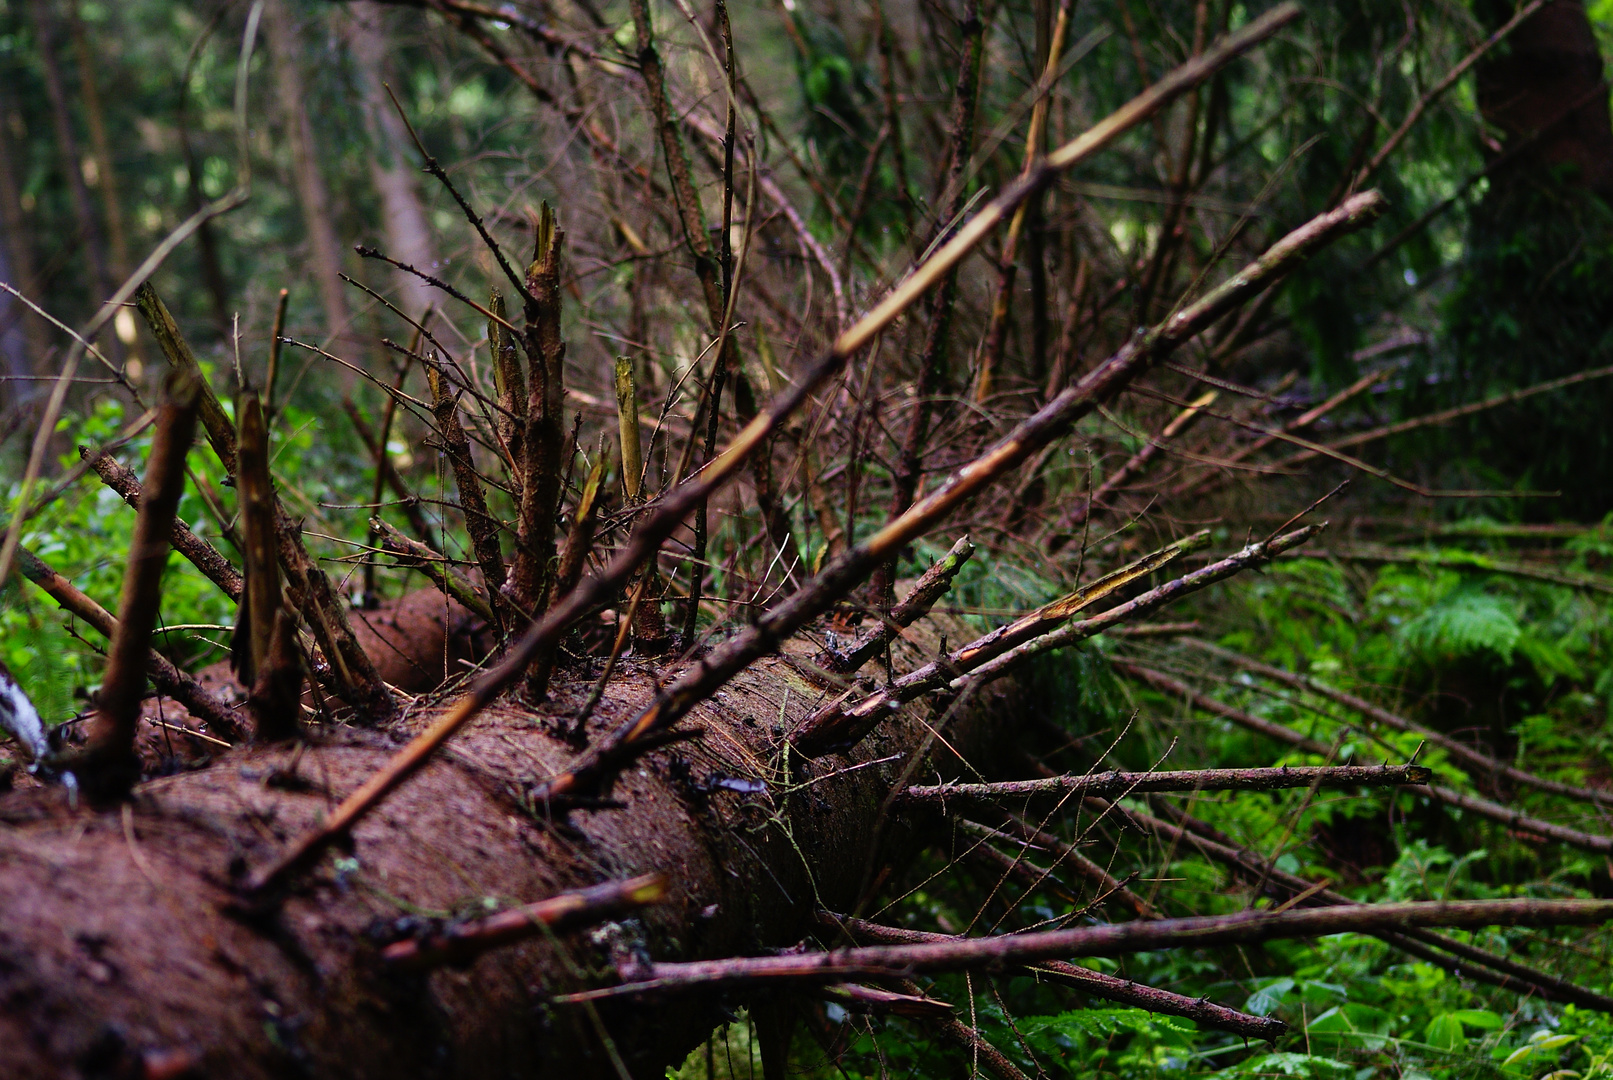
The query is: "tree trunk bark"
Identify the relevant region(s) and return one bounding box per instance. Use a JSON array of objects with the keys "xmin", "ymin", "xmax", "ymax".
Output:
[
  {"xmin": 1476, "ymin": 0, "xmax": 1613, "ymax": 195},
  {"xmin": 0, "ymin": 612, "xmax": 1017, "ymax": 1078},
  {"xmin": 263, "ymin": 0, "xmax": 355, "ymax": 345},
  {"xmin": 0, "ymin": 85, "xmax": 47, "ymax": 390},
  {"xmin": 347, "ymin": 3, "xmax": 439, "ymax": 322}
]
